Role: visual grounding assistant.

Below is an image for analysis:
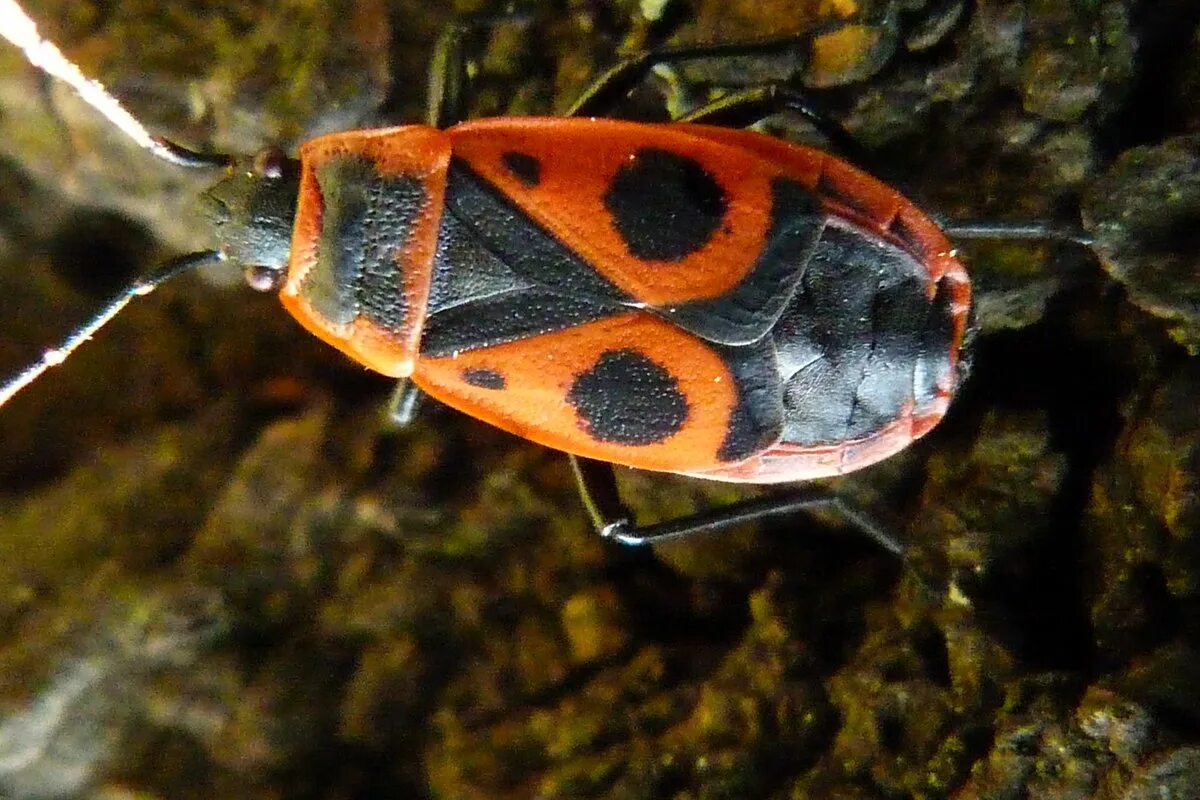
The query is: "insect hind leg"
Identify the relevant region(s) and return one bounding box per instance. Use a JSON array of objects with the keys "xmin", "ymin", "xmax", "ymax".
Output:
[
  {"xmin": 676, "ymin": 84, "xmax": 871, "ymax": 165},
  {"xmin": 569, "ymin": 454, "xmax": 904, "ymax": 556},
  {"xmin": 564, "ymin": 35, "xmax": 816, "ymax": 118}
]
